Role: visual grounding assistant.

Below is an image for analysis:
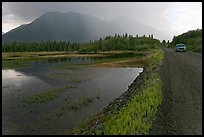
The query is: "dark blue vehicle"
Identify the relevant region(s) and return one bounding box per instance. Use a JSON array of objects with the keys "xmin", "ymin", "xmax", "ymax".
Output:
[{"xmin": 175, "ymin": 44, "xmax": 187, "ymax": 52}]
